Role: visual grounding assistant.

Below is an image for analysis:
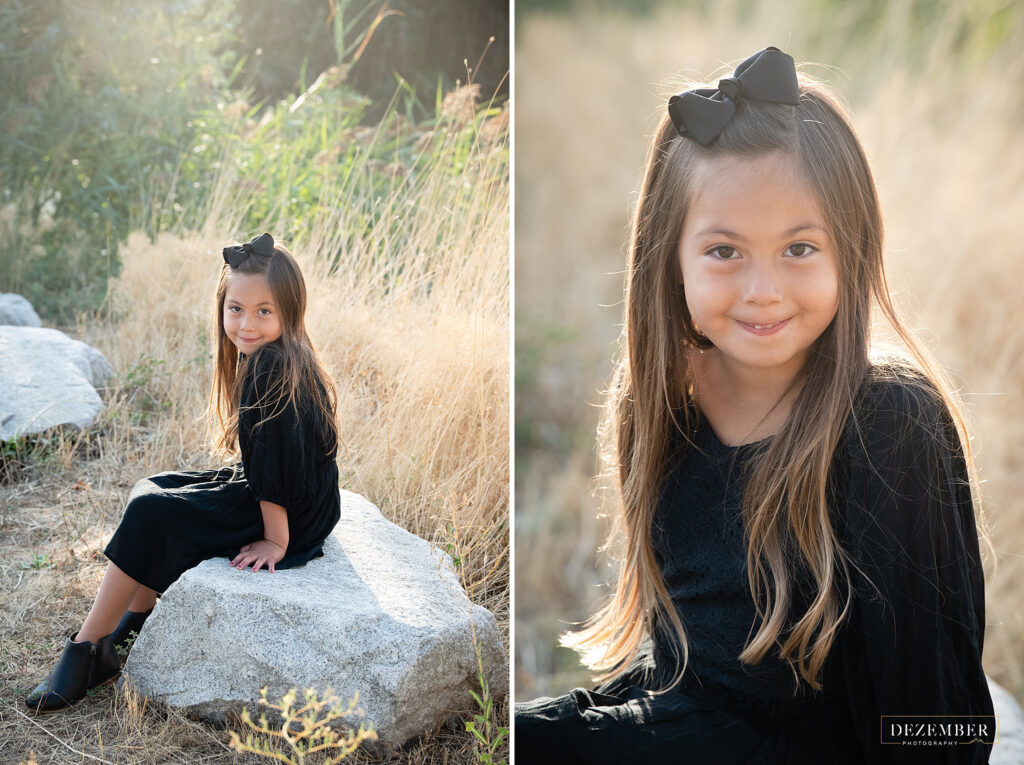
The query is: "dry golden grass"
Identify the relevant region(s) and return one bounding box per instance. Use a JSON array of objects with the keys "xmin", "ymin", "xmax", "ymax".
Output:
[
  {"xmin": 0, "ymin": 112, "xmax": 508, "ymax": 762},
  {"xmin": 515, "ymin": 2, "xmax": 1024, "ymax": 703}
]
